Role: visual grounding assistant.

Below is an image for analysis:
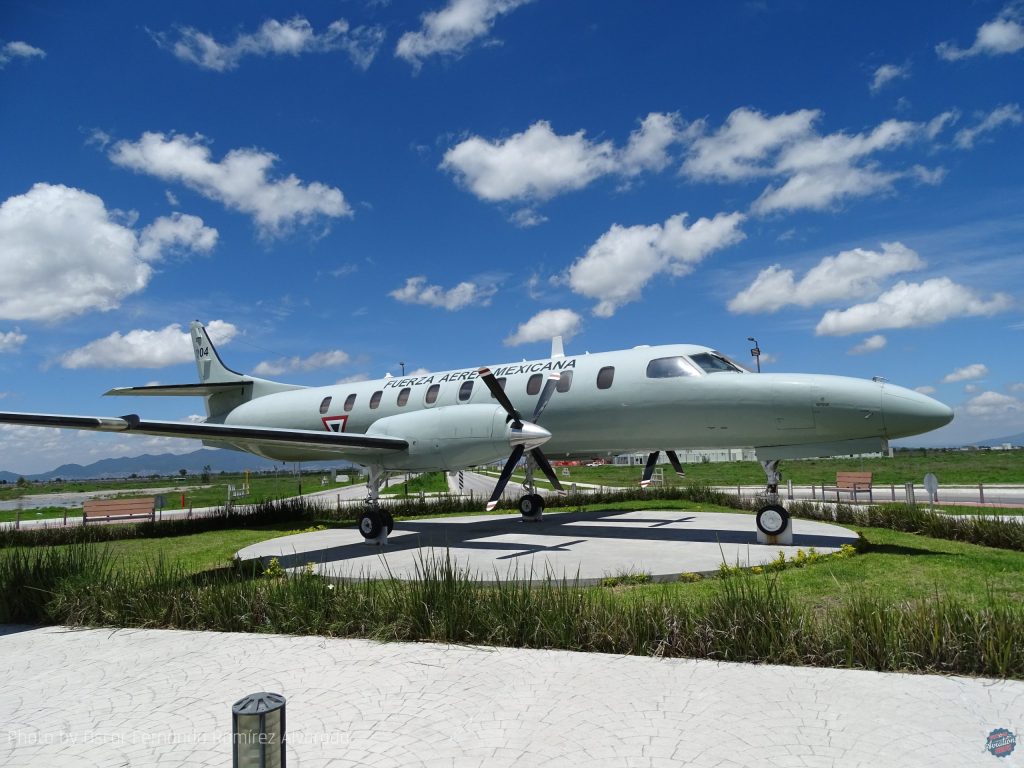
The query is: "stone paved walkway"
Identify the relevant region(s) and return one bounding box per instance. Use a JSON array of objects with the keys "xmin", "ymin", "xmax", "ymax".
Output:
[{"xmin": 1, "ymin": 625, "xmax": 1021, "ymax": 767}]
